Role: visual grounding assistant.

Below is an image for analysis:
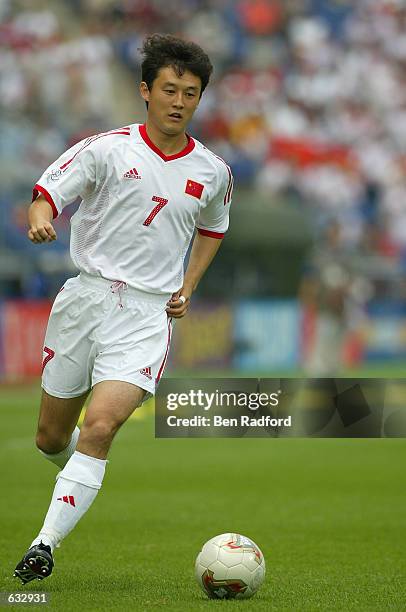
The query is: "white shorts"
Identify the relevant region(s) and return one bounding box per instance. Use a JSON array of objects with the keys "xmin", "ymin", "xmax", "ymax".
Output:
[{"xmin": 41, "ymin": 272, "xmax": 173, "ymax": 399}]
